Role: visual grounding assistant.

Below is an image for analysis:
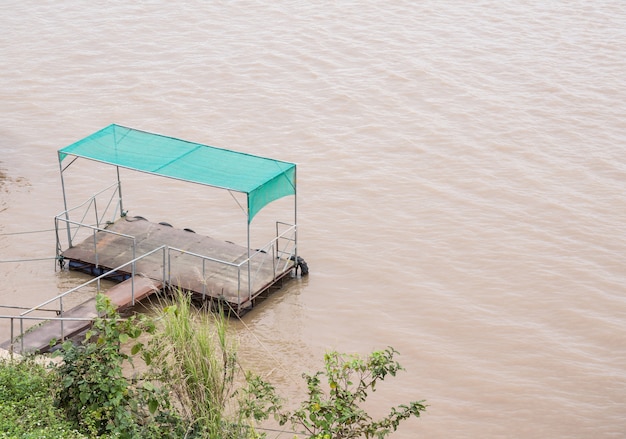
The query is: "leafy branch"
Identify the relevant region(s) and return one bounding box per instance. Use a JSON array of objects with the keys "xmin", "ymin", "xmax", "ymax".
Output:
[{"xmin": 243, "ymin": 346, "xmax": 427, "ymax": 439}]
